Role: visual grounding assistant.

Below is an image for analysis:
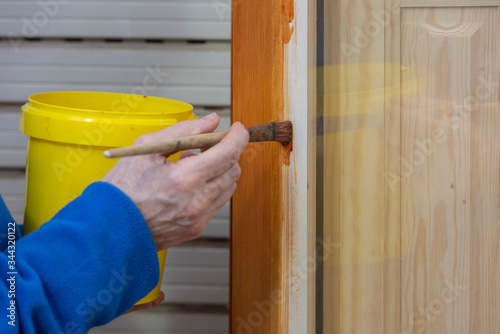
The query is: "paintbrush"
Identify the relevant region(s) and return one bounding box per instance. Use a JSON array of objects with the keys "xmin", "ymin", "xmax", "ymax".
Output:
[{"xmin": 103, "ymin": 121, "xmax": 292, "ymax": 159}]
